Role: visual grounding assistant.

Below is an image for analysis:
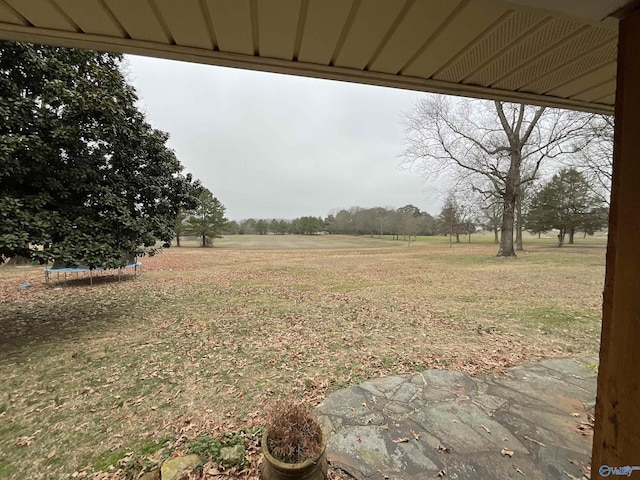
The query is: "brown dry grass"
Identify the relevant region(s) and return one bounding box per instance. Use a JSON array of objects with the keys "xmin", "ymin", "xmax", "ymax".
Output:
[
  {"xmin": 264, "ymin": 400, "xmax": 323, "ymax": 463},
  {"xmin": 0, "ymin": 235, "xmax": 605, "ymax": 479}
]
